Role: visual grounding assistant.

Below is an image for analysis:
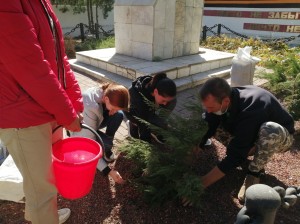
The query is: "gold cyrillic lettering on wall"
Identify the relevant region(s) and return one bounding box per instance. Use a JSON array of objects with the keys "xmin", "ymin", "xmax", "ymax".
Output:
[
  {"xmin": 286, "ymin": 26, "xmax": 300, "ymax": 32},
  {"xmin": 294, "ymin": 12, "xmax": 300, "ymax": 20},
  {"xmin": 268, "ymin": 12, "xmax": 275, "ymax": 19},
  {"xmin": 205, "ymin": 10, "xmax": 300, "ymax": 20},
  {"xmin": 286, "ymin": 26, "xmax": 300, "ymax": 33},
  {"xmin": 268, "ymin": 12, "xmax": 300, "ymax": 20},
  {"xmin": 286, "ymin": 26, "xmax": 294, "ymax": 32},
  {"xmin": 244, "ymin": 23, "xmax": 300, "ymax": 33},
  {"xmin": 281, "ymin": 12, "xmax": 288, "ymax": 19},
  {"xmin": 275, "ymin": 12, "xmax": 281, "ymax": 19},
  {"xmin": 251, "ymin": 12, "xmax": 262, "ymax": 18}
]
